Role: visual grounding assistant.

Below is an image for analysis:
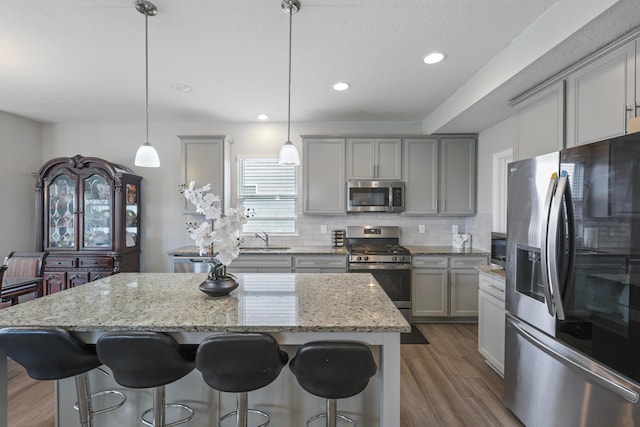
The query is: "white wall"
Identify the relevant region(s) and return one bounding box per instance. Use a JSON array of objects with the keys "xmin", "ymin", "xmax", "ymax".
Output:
[
  {"xmin": 41, "ymin": 120, "xmax": 439, "ymax": 272},
  {"xmin": 0, "ymin": 112, "xmax": 42, "ymax": 258},
  {"xmin": 465, "ymin": 117, "xmax": 514, "ymax": 251},
  {"xmin": 34, "ymin": 118, "xmax": 515, "ymax": 272}
]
